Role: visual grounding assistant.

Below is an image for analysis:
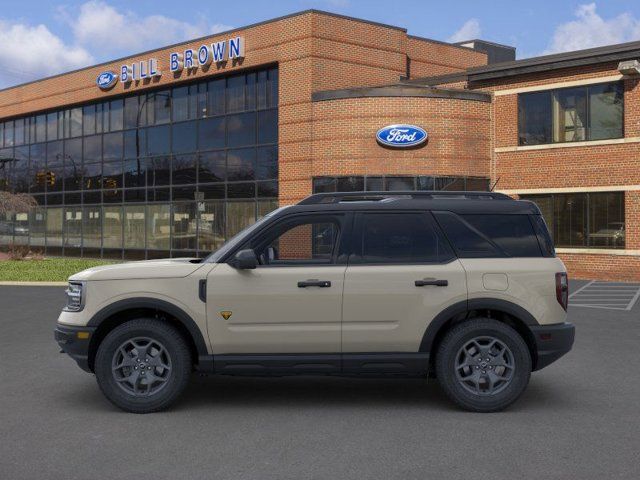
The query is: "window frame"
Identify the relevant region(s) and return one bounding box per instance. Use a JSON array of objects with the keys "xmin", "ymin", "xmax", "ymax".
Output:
[{"xmin": 518, "ymin": 81, "xmax": 624, "ymax": 146}]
